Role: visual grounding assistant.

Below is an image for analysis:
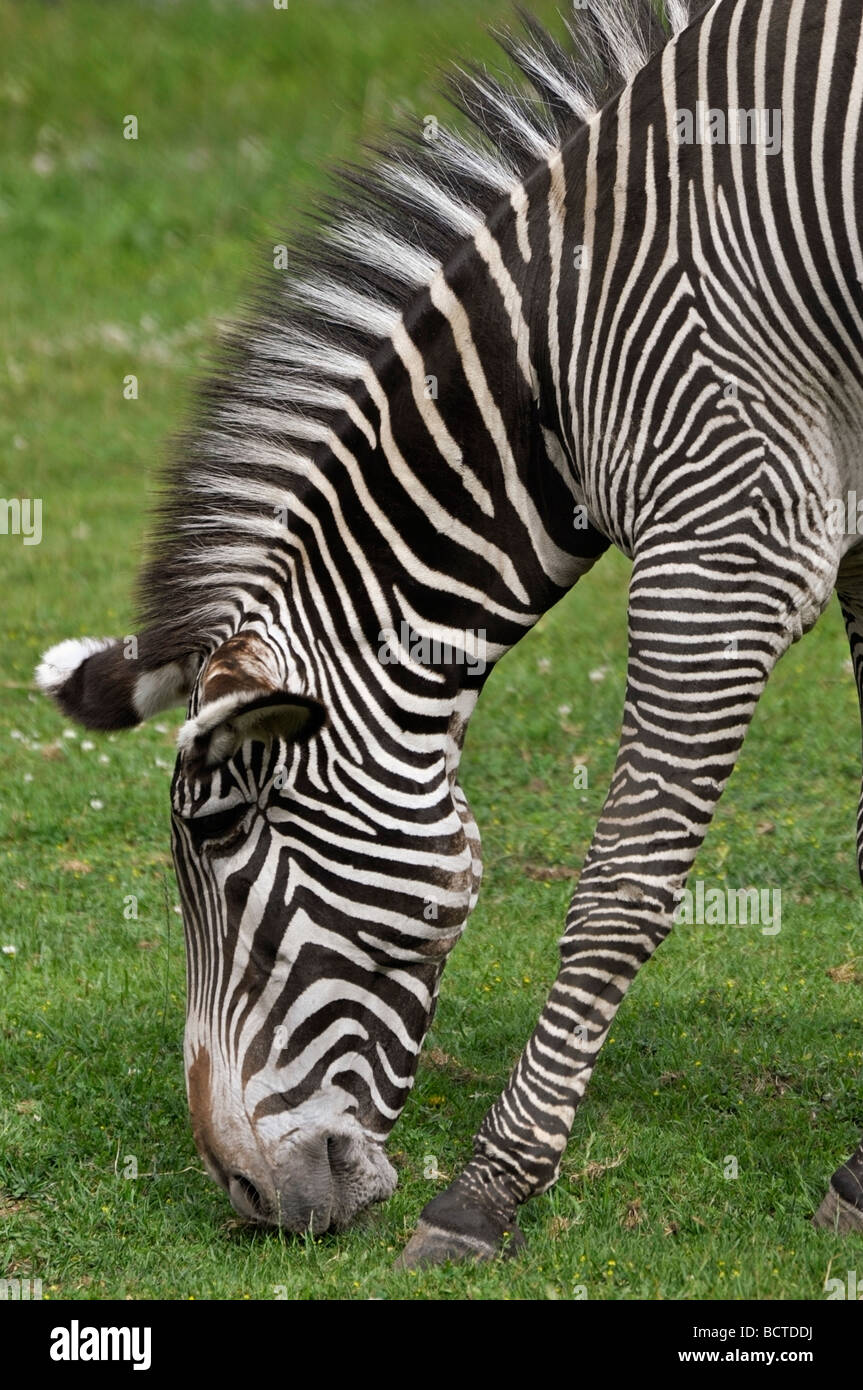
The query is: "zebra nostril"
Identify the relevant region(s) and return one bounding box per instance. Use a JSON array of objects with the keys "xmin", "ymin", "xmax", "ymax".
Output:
[
  {"xmin": 229, "ymin": 1173, "xmax": 268, "ymax": 1221},
  {"xmin": 326, "ymin": 1134, "xmax": 351, "ymax": 1174}
]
